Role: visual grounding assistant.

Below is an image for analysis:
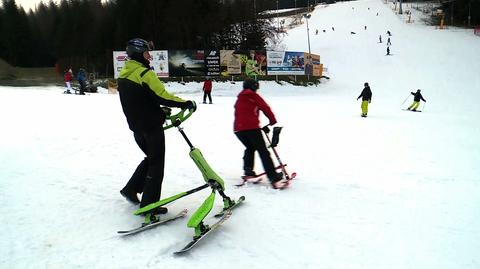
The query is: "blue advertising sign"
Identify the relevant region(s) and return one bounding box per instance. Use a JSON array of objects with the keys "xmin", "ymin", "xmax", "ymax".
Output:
[{"xmin": 267, "ymin": 51, "xmax": 305, "ymax": 75}]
